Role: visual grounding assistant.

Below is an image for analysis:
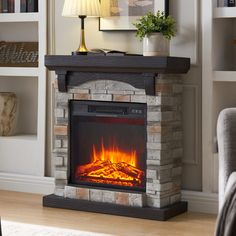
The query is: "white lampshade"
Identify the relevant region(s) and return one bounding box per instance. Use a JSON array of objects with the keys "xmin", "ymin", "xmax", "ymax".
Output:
[{"xmin": 62, "ymin": 0, "xmax": 101, "ymax": 17}]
